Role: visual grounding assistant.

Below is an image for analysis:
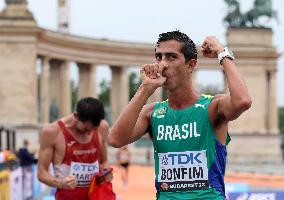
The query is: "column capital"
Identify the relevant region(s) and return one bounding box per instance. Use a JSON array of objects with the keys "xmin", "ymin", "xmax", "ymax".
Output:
[
  {"xmin": 77, "ymin": 62, "xmax": 91, "ymax": 67},
  {"xmin": 38, "ymin": 55, "xmax": 50, "ymax": 61}
]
